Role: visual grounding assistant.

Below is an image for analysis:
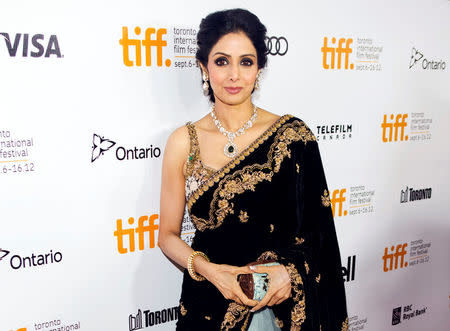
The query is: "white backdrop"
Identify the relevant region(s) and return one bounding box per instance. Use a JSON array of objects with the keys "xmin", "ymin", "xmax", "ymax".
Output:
[{"xmin": 1, "ymin": 1, "xmax": 449, "ymax": 330}]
